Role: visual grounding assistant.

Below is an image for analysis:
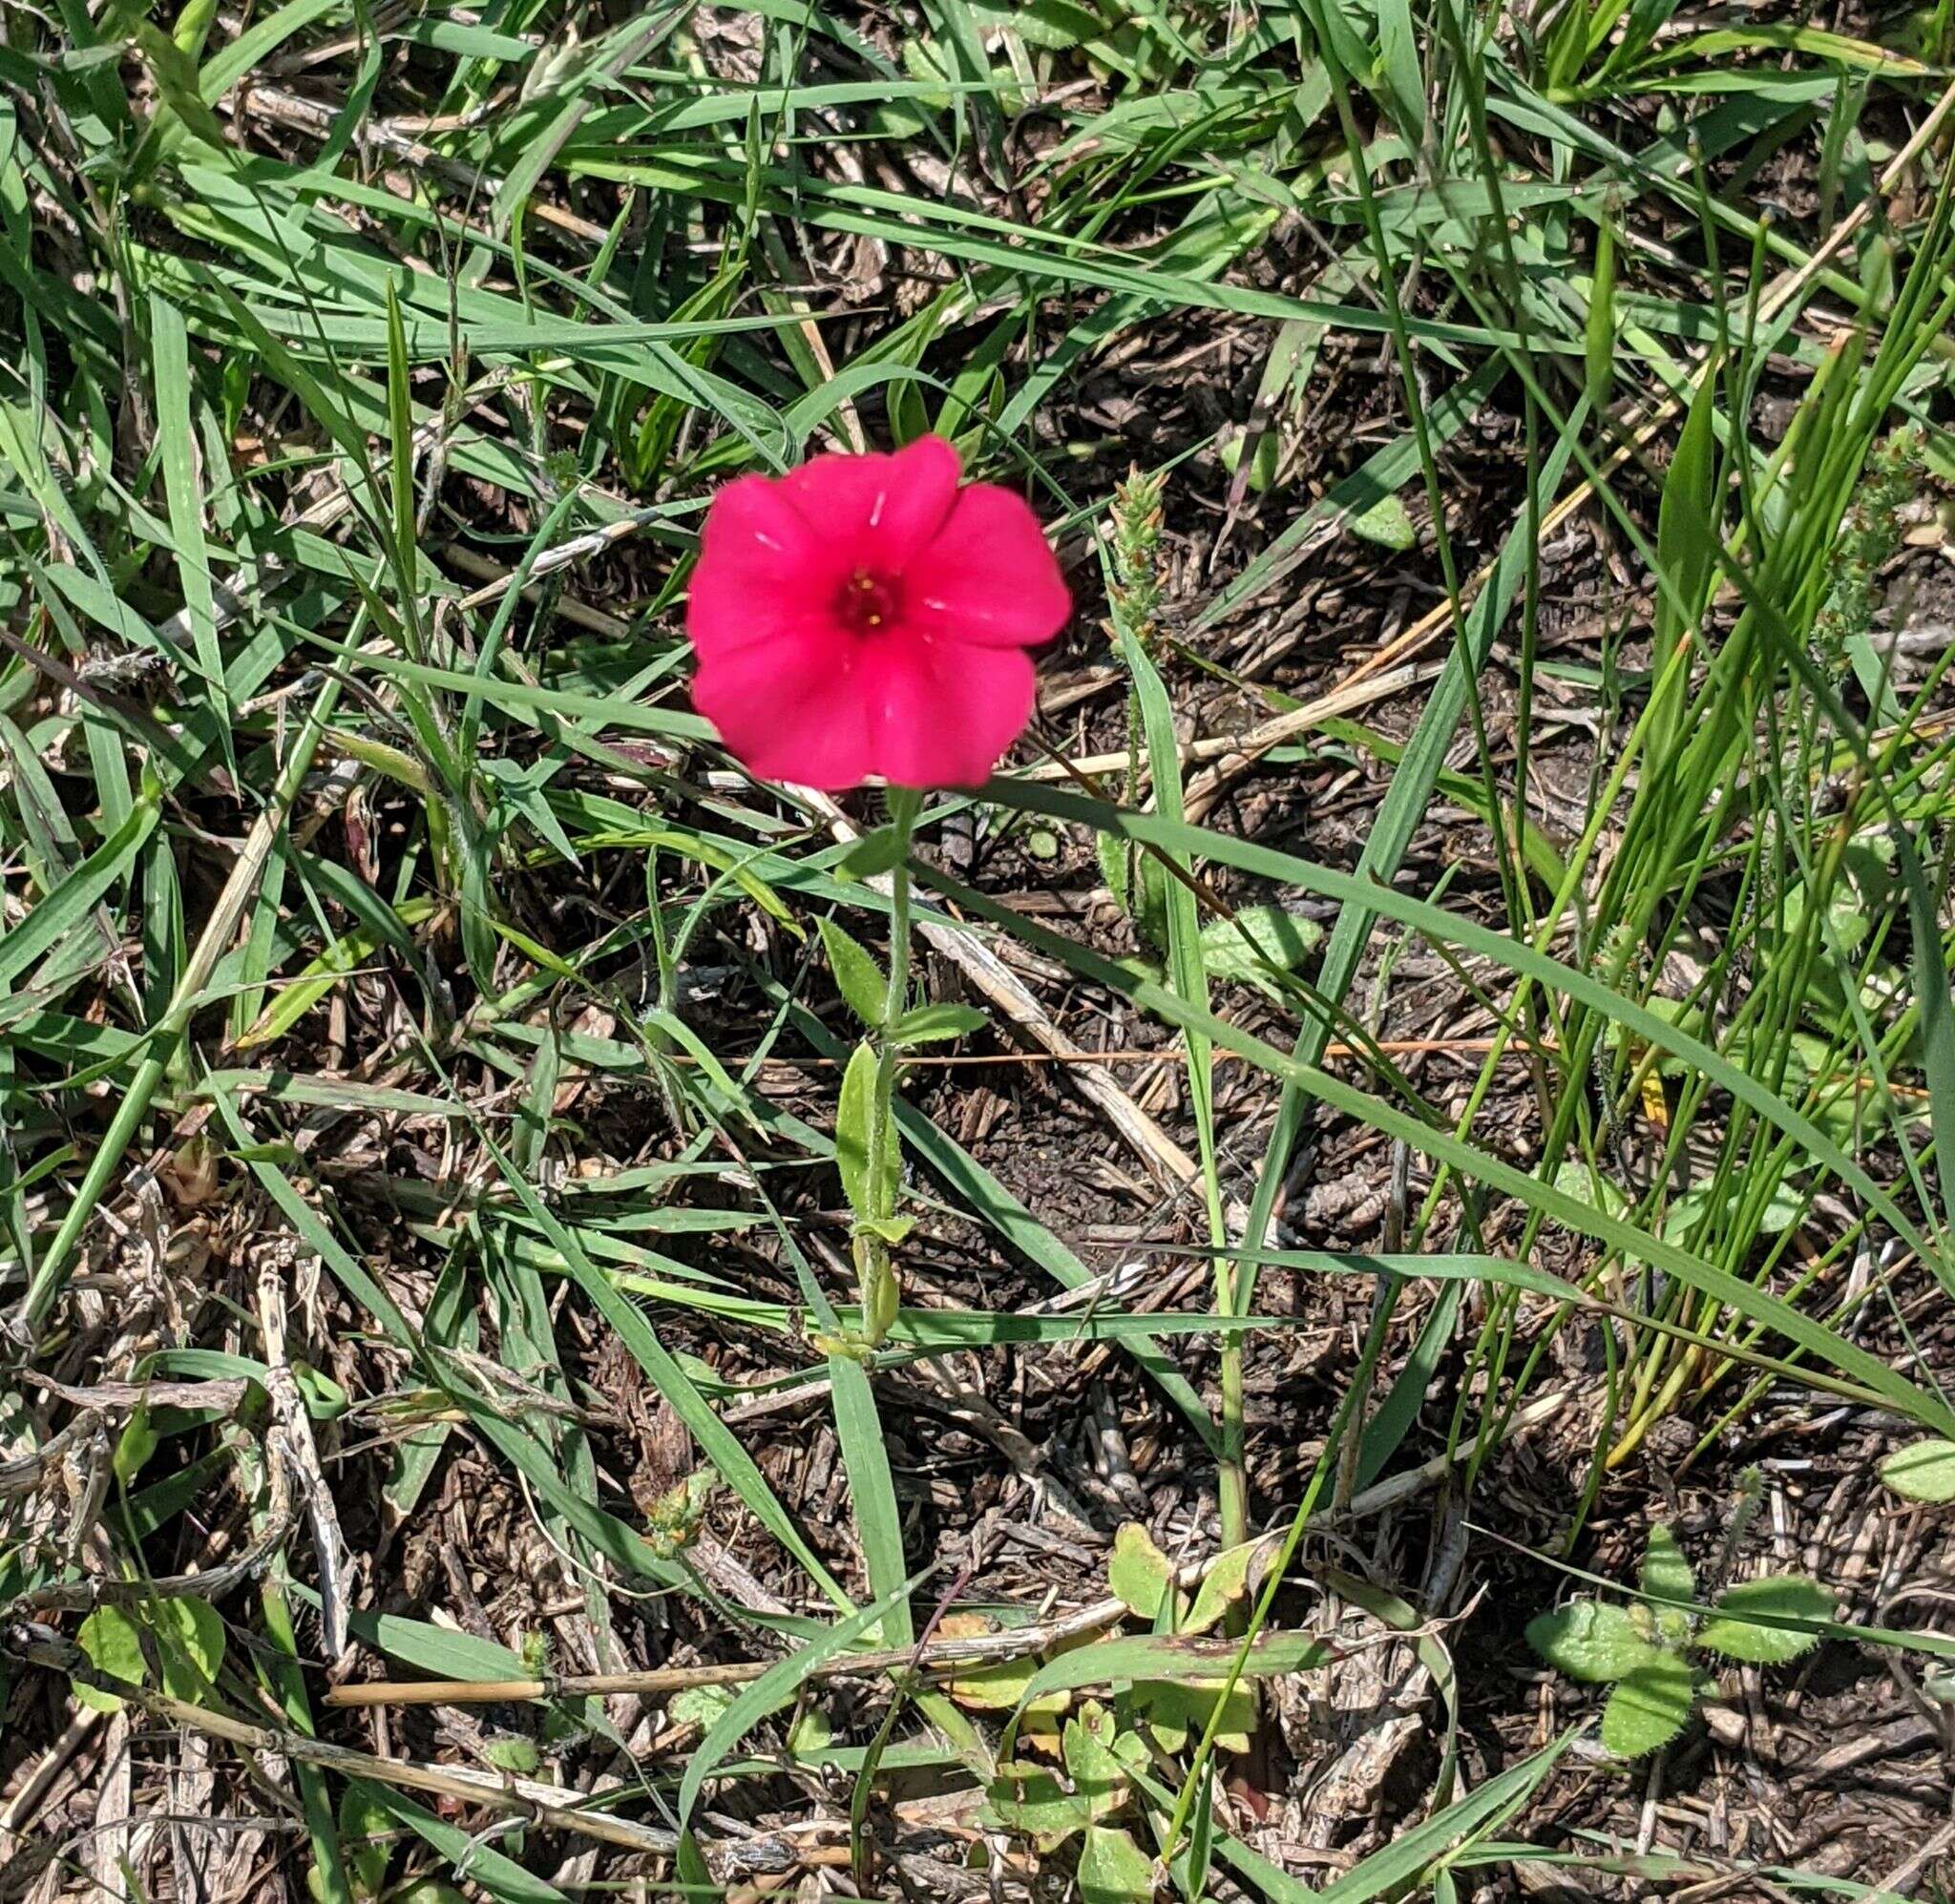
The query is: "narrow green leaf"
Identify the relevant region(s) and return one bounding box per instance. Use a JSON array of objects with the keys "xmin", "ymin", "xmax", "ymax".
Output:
[
  {"xmin": 828, "ymin": 1356, "xmax": 913, "ymax": 1646},
  {"xmin": 678, "ymin": 1582, "xmax": 906, "ymax": 1840},
  {"xmin": 1182, "ymin": 1734, "xmax": 1569, "ymax": 1903},
  {"xmin": 1009, "ymin": 1632, "xmax": 1325, "ymax": 1742},
  {"xmin": 147, "ymin": 293, "xmax": 229, "ymax": 764},
  {"xmin": 888, "ymin": 1001, "xmax": 988, "ymax": 1046},
  {"xmin": 383, "ymin": 278, "xmax": 419, "ymax": 620},
  {"xmin": 353, "ymin": 1782, "xmax": 565, "ymax": 1904},
  {"xmin": 1370, "ymin": 0, "xmax": 1424, "ymax": 137},
  {"xmin": 1903, "ymin": 857, "xmax": 1955, "ymax": 1249},
  {"xmin": 835, "ymin": 1040, "xmax": 895, "ymax": 1222},
  {"xmin": 1585, "ymin": 215, "xmax": 1617, "ymax": 416},
  {"xmin": 1653, "ymin": 363, "xmax": 1720, "ymax": 653},
  {"xmin": 0, "ymin": 795, "xmax": 158, "ymax": 994},
  {"xmin": 260, "ymin": 1574, "xmax": 349, "ymax": 1904},
  {"xmin": 236, "ymin": 921, "xmax": 389, "ymax": 1050},
  {"xmin": 323, "ymin": 1599, "xmax": 528, "ymax": 1683}
]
